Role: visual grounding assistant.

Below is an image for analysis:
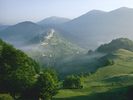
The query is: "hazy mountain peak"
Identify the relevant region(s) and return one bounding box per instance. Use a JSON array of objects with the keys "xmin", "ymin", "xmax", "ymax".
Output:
[
  {"xmin": 116, "ymin": 7, "xmax": 132, "ymax": 10},
  {"xmin": 87, "ymin": 9, "xmax": 106, "ymax": 15},
  {"xmin": 9, "ymin": 21, "xmax": 43, "ymax": 30},
  {"xmin": 38, "ymin": 16, "xmax": 70, "ymax": 25},
  {"xmin": 76, "ymin": 9, "xmax": 106, "ymax": 19},
  {"xmin": 66, "ymin": 9, "xmax": 106, "ymax": 25},
  {"xmin": 16, "ymin": 21, "xmax": 37, "ymax": 26},
  {"xmin": 109, "ymin": 7, "xmax": 133, "ymax": 13},
  {"xmin": 45, "ymin": 16, "xmax": 70, "ymax": 20},
  {"xmin": 0, "ymin": 21, "xmax": 45, "ymax": 46}
]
